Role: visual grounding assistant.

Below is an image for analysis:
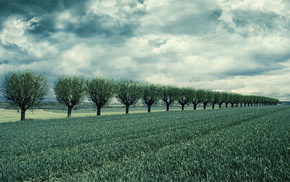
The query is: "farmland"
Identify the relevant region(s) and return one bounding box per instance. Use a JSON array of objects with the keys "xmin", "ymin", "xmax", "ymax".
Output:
[
  {"xmin": 0, "ymin": 105, "xmax": 289, "ymax": 181},
  {"xmin": 0, "ymin": 105, "xmax": 195, "ymax": 123}
]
